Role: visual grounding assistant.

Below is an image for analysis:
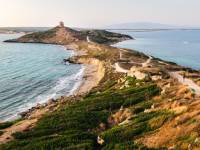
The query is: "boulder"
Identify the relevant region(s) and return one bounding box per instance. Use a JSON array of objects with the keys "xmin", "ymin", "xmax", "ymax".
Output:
[
  {"xmin": 152, "ymin": 75, "xmax": 162, "ymax": 81},
  {"xmin": 97, "ymin": 136, "xmax": 105, "ymax": 145}
]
